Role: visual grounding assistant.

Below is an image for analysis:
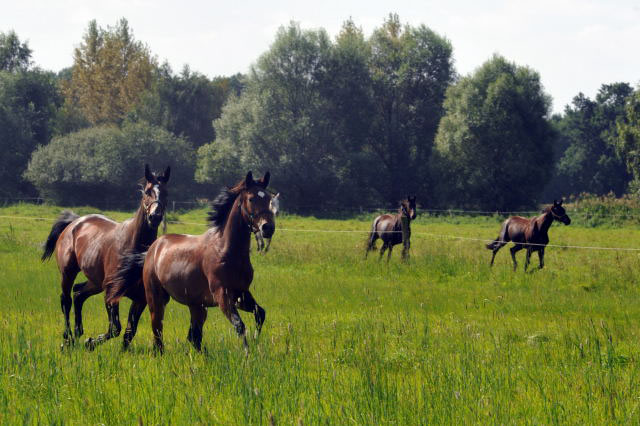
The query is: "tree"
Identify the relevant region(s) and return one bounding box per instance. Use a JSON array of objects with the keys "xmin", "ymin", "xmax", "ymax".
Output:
[
  {"xmin": 0, "ymin": 31, "xmax": 32, "ymax": 72},
  {"xmin": 196, "ymin": 17, "xmax": 455, "ymax": 210},
  {"xmin": 25, "ymin": 122, "xmax": 196, "ymax": 206},
  {"xmin": 64, "ymin": 19, "xmax": 154, "ymax": 125},
  {"xmin": 0, "ymin": 69, "xmax": 61, "ymax": 197},
  {"xmin": 545, "ymin": 83, "xmax": 633, "ymax": 198},
  {"xmin": 616, "ymin": 87, "xmax": 640, "ymax": 193},
  {"xmin": 368, "ymin": 14, "xmax": 455, "ymax": 205},
  {"xmin": 434, "ymin": 55, "xmax": 554, "ymax": 210},
  {"xmin": 134, "ymin": 64, "xmax": 240, "ymax": 147}
]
